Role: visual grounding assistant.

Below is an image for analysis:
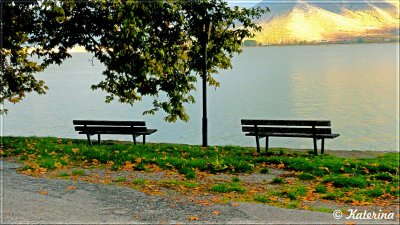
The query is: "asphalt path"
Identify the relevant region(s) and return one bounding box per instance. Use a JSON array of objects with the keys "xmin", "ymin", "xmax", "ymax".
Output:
[{"xmin": 1, "ymin": 160, "xmax": 397, "ymax": 224}]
